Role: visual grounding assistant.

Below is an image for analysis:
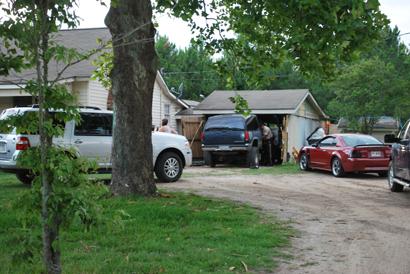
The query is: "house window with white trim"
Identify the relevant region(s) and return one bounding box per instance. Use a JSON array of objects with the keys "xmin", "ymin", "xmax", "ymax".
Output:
[{"xmin": 164, "ymin": 104, "xmax": 170, "ymax": 121}]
